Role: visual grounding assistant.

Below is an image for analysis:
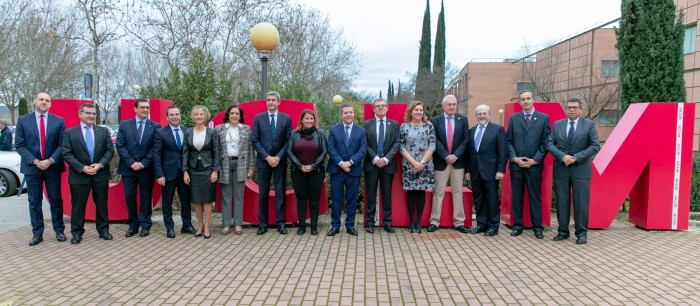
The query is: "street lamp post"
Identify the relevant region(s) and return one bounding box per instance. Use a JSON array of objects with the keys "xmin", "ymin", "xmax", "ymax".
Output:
[
  {"xmin": 250, "ymin": 22, "xmax": 280, "ymax": 100},
  {"xmin": 498, "ymin": 108, "xmax": 504, "ymax": 124}
]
